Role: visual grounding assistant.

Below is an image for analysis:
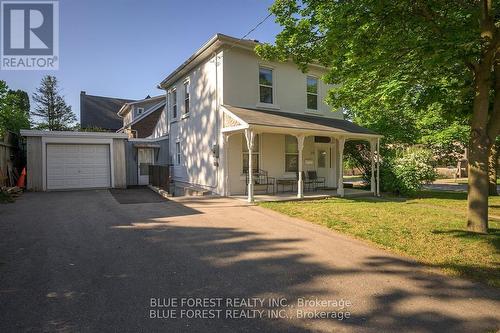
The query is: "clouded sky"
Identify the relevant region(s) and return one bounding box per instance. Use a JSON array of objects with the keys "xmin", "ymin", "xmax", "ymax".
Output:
[{"xmin": 1, "ymin": 0, "xmax": 280, "ymax": 122}]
